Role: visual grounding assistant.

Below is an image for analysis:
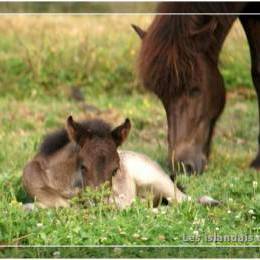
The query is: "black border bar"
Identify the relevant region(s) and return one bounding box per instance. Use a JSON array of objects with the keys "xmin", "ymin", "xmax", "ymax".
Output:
[
  {"xmin": 0, "ymin": 2, "xmax": 259, "ymax": 14},
  {"xmin": 1, "ymin": 246, "xmax": 260, "ymax": 258}
]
